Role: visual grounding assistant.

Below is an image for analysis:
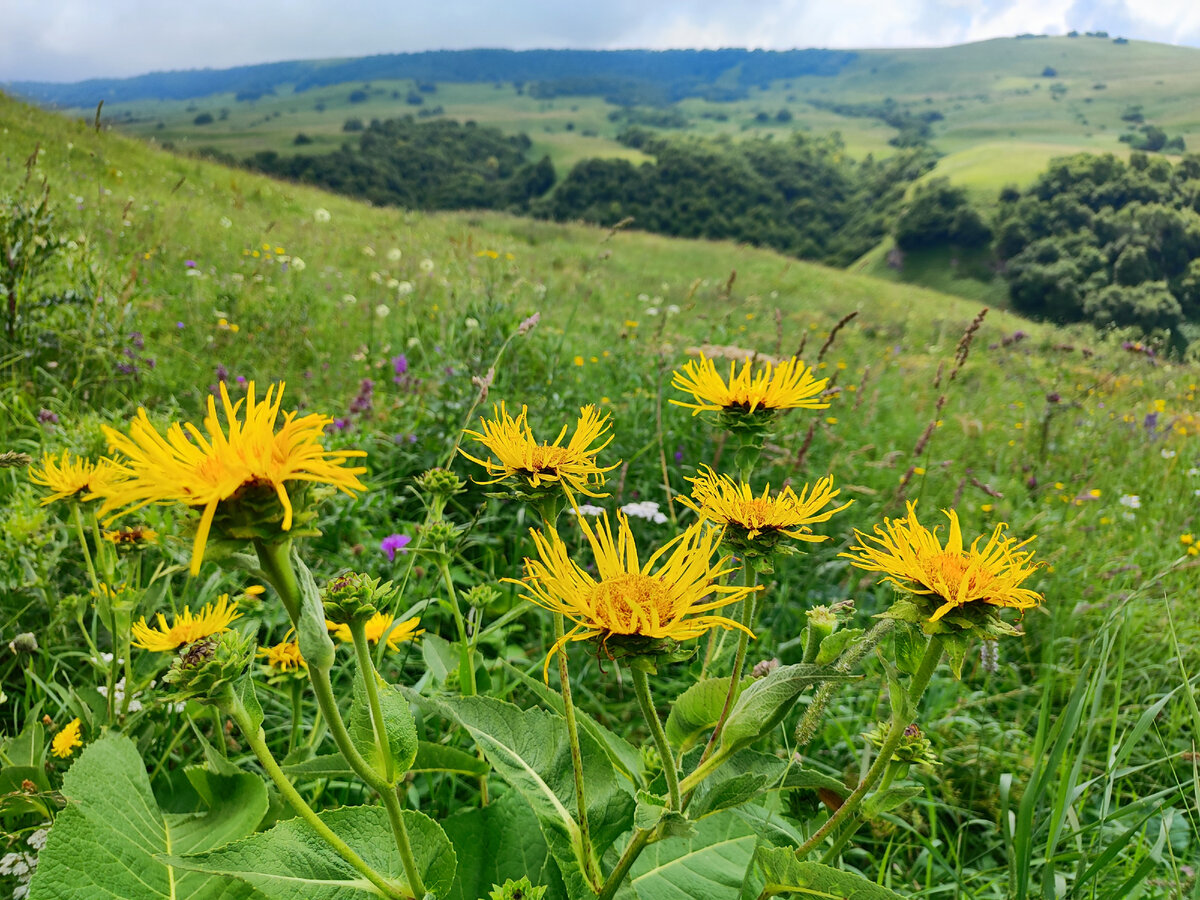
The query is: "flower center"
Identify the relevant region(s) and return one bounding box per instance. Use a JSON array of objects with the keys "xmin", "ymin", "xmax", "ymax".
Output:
[
  {"xmin": 586, "ymin": 573, "xmax": 674, "ymax": 635},
  {"xmin": 928, "ymin": 552, "xmax": 995, "ymax": 598},
  {"xmin": 524, "ymin": 444, "xmax": 571, "ymax": 473}
]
